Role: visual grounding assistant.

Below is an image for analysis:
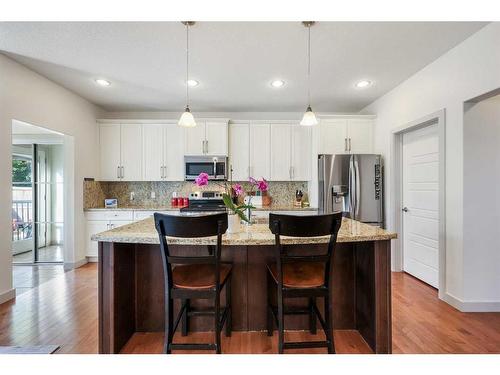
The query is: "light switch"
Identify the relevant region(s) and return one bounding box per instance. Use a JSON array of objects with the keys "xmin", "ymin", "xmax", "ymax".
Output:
[{"xmin": 151, "ymin": 191, "xmax": 156, "ymax": 199}]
